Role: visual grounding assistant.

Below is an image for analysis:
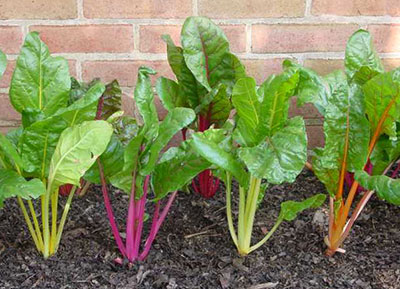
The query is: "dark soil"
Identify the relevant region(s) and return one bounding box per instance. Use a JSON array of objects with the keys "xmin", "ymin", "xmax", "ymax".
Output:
[{"xmin": 0, "ymin": 170, "xmax": 399, "ymax": 289}]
